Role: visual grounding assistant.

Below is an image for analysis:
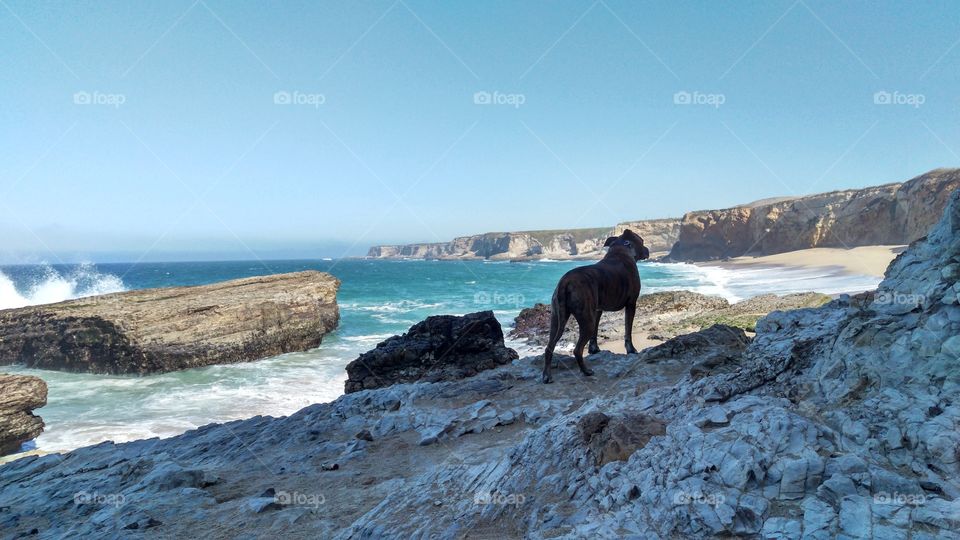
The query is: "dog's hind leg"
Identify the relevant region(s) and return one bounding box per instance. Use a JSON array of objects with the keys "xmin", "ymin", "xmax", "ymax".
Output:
[
  {"xmin": 624, "ymin": 298, "xmax": 639, "ymax": 354},
  {"xmin": 542, "ymin": 297, "xmax": 569, "ymax": 384},
  {"xmin": 573, "ymin": 312, "xmax": 596, "ymax": 377},
  {"xmin": 588, "ymin": 309, "xmax": 602, "ymax": 354}
]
